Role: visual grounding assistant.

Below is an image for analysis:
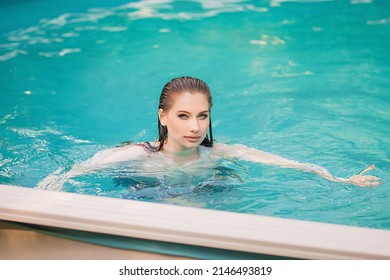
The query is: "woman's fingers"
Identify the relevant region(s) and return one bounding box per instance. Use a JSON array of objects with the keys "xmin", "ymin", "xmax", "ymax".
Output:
[
  {"xmin": 368, "ymin": 181, "xmax": 382, "ymax": 187},
  {"xmin": 349, "ymin": 173, "xmax": 381, "ymax": 187},
  {"xmin": 350, "ymin": 165, "xmax": 381, "ymax": 187},
  {"xmin": 364, "ymin": 175, "xmax": 381, "ymax": 181},
  {"xmin": 358, "ymin": 164, "xmax": 375, "ymax": 175},
  {"xmin": 359, "ymin": 176, "xmax": 381, "ymax": 187}
]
